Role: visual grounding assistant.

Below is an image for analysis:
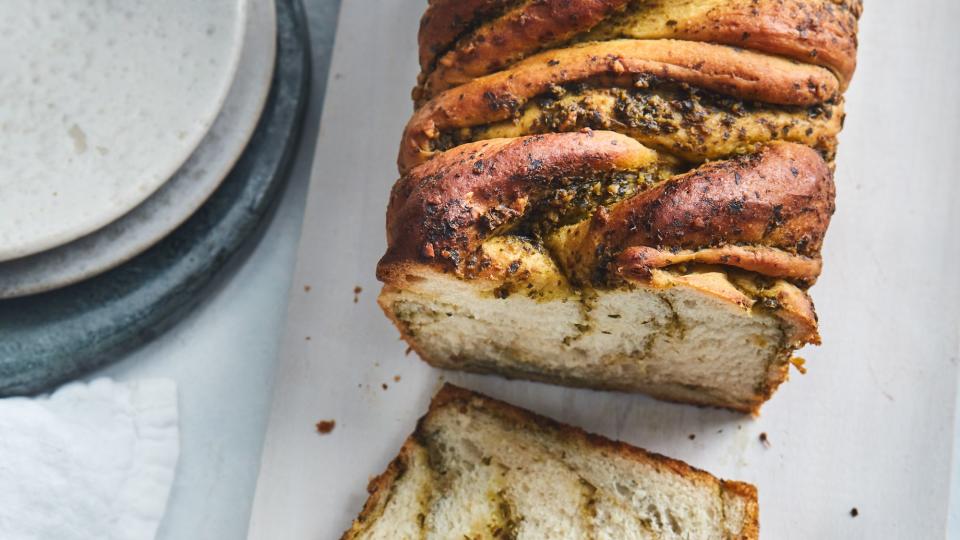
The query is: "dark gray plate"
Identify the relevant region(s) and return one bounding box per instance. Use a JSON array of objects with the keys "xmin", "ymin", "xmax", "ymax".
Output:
[{"xmin": 0, "ymin": 0, "xmax": 310, "ymax": 397}]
